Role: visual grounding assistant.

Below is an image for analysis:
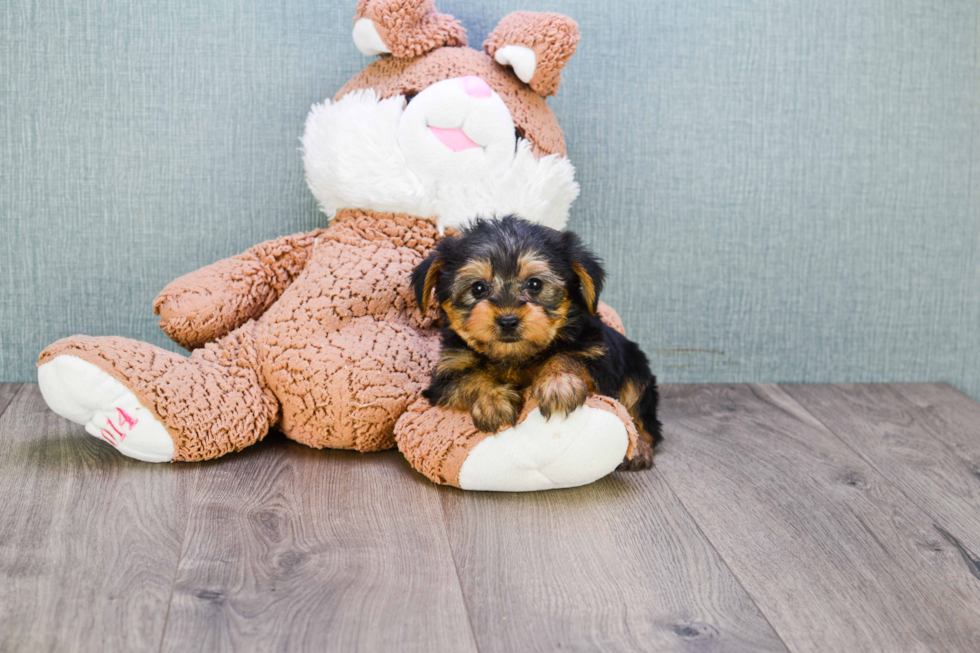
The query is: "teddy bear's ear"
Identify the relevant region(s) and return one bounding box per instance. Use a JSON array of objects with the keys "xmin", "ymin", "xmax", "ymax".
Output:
[
  {"xmin": 353, "ymin": 0, "xmax": 466, "ymax": 58},
  {"xmin": 484, "ymin": 12, "xmax": 580, "ymax": 97}
]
